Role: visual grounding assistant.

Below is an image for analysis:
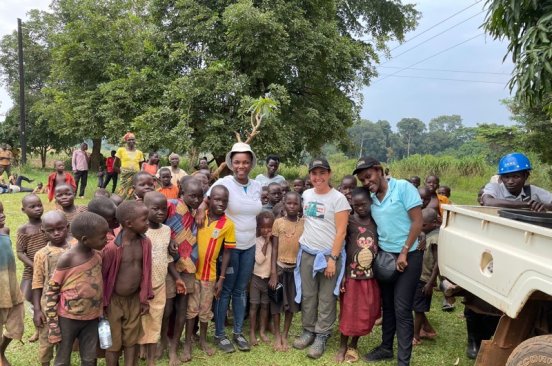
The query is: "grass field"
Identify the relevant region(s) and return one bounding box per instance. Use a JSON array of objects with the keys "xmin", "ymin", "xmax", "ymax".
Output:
[{"xmin": 1, "ymin": 161, "xmax": 487, "ymax": 366}]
